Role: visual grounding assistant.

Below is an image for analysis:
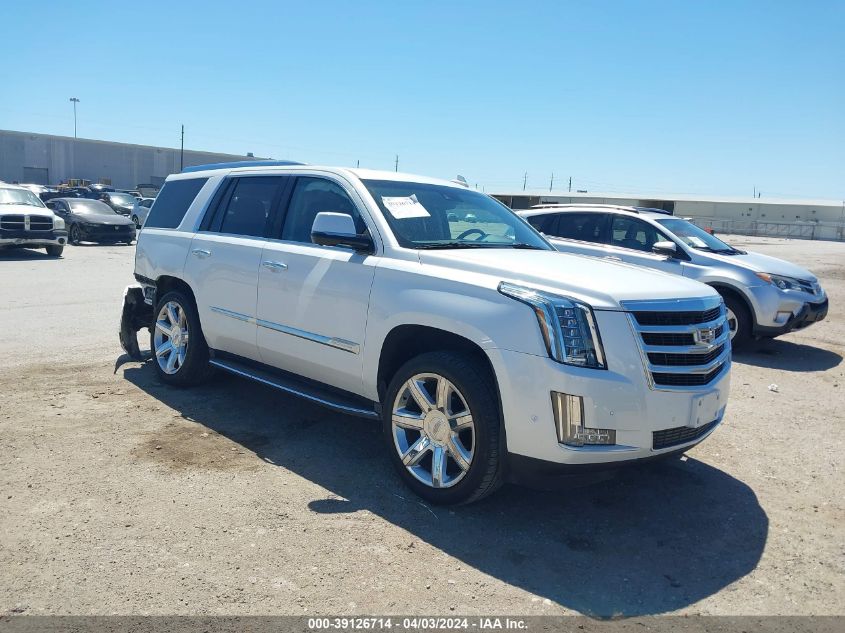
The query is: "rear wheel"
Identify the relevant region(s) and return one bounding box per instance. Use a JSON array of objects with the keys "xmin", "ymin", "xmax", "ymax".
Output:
[
  {"xmin": 722, "ymin": 294, "xmax": 752, "ymax": 349},
  {"xmin": 45, "ymin": 245, "xmax": 64, "ymax": 257},
  {"xmin": 150, "ymin": 290, "xmax": 214, "ymax": 386},
  {"xmin": 382, "ymin": 351, "xmax": 503, "ymax": 505}
]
